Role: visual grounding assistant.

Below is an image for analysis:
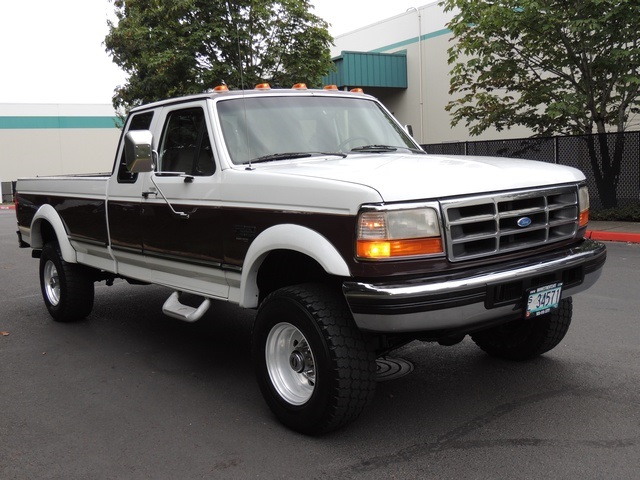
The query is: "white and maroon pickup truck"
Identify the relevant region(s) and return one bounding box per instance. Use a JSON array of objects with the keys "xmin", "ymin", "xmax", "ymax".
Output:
[{"xmin": 15, "ymin": 85, "xmax": 606, "ymax": 434}]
